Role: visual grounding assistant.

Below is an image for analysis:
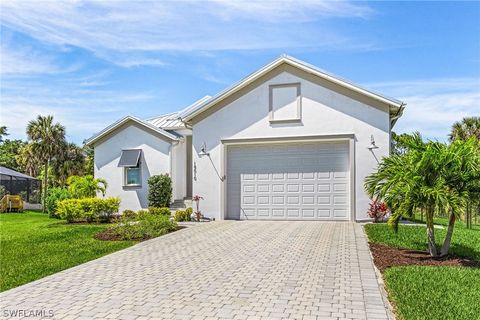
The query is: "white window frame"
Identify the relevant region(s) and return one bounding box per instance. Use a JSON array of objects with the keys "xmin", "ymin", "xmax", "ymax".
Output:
[
  {"xmin": 123, "ymin": 162, "xmax": 142, "ymax": 187},
  {"xmin": 269, "ymin": 82, "xmax": 302, "ymax": 123}
]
